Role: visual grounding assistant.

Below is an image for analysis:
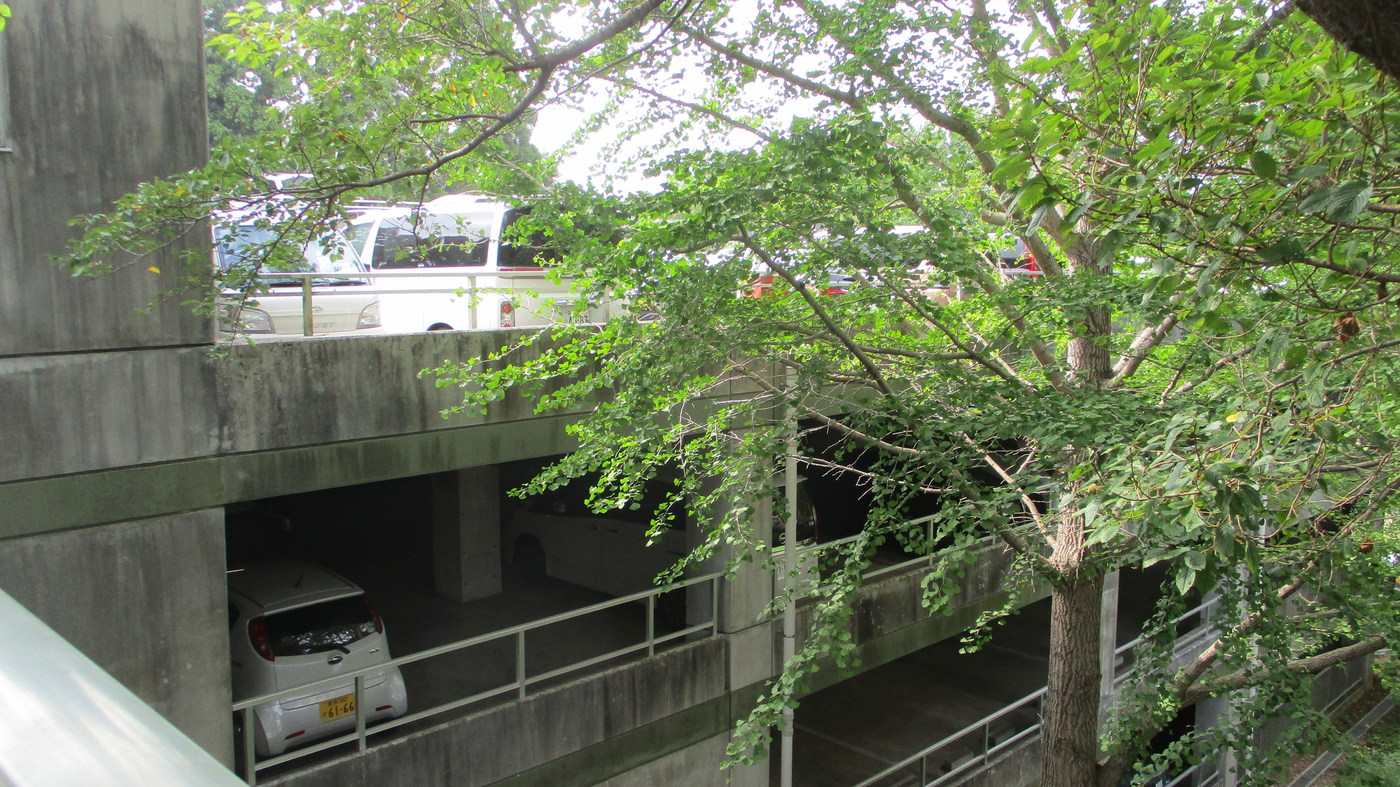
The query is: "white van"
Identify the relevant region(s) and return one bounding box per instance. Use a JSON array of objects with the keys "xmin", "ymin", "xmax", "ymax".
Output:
[
  {"xmin": 214, "ymin": 224, "xmax": 382, "ymax": 338},
  {"xmin": 345, "ymin": 194, "xmax": 613, "ymax": 333}
]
